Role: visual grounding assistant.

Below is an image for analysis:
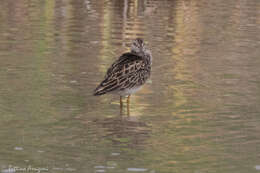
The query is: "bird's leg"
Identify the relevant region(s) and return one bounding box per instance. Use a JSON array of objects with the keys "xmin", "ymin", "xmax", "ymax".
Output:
[
  {"xmin": 127, "ymin": 95, "xmax": 131, "ymax": 116},
  {"xmin": 120, "ymin": 96, "xmax": 123, "ymax": 115},
  {"xmin": 127, "ymin": 95, "xmax": 131, "ymax": 105},
  {"xmin": 120, "ymin": 96, "xmax": 123, "ymax": 107}
]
